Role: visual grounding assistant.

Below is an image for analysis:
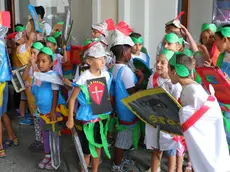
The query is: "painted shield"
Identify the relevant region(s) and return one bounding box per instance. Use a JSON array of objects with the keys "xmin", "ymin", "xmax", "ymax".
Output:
[{"xmin": 88, "ymin": 80, "xmax": 105, "ymax": 105}]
